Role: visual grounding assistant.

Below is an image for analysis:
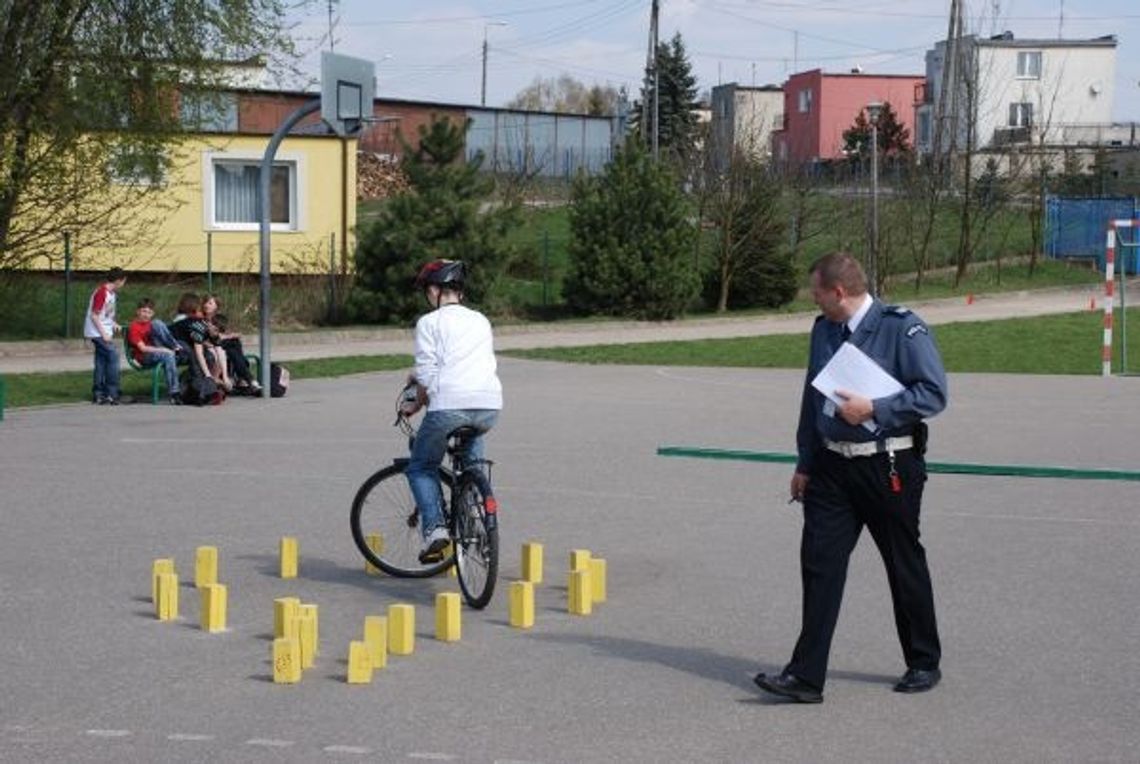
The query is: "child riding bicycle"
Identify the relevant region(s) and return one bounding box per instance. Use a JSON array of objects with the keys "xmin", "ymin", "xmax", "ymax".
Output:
[{"xmin": 401, "ymin": 259, "xmax": 503, "ymax": 564}]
